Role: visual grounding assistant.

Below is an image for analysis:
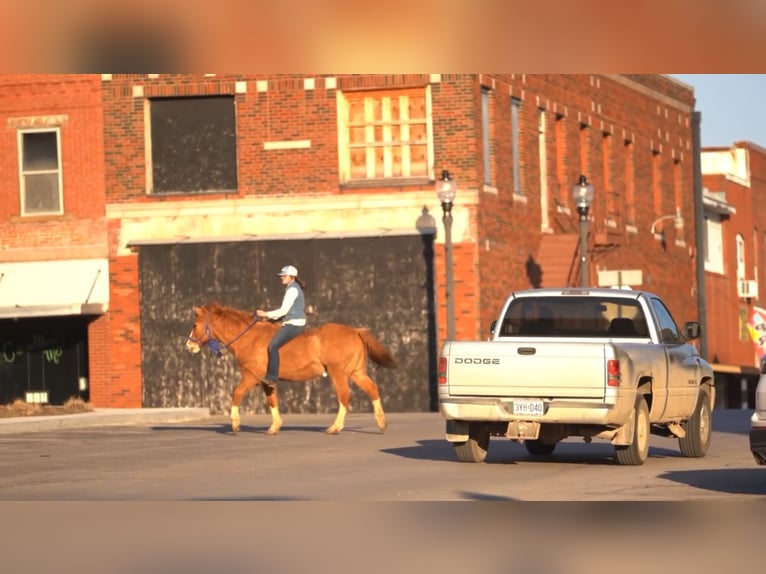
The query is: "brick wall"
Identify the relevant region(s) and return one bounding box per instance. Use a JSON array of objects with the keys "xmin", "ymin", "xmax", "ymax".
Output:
[
  {"xmin": 0, "ymin": 74, "xmax": 107, "ymax": 262},
  {"xmin": 473, "ymin": 74, "xmax": 697, "ymax": 334}
]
